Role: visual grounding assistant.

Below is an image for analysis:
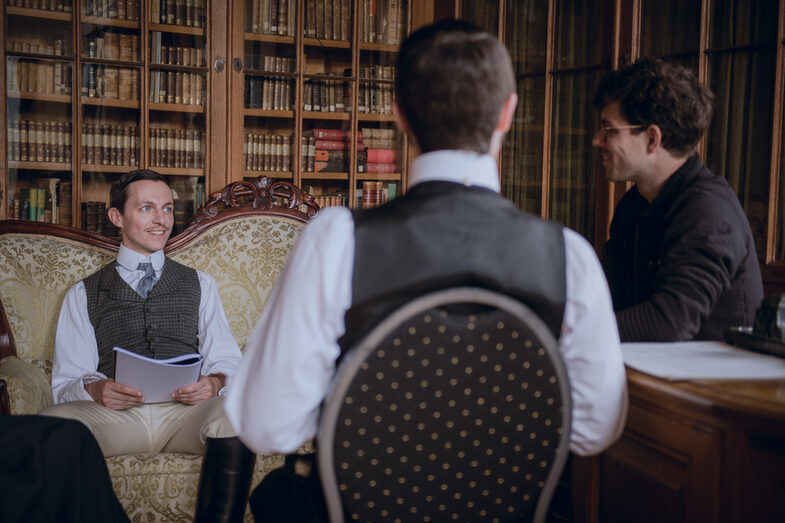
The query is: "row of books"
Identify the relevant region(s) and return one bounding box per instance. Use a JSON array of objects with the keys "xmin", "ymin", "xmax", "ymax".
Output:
[
  {"xmin": 6, "ymin": 0, "xmax": 72, "ymax": 12},
  {"xmin": 11, "ymin": 179, "xmax": 71, "ymax": 226},
  {"xmin": 360, "ymin": 127, "xmax": 397, "ymax": 149},
  {"xmin": 7, "ymin": 120, "xmax": 73, "ymax": 164},
  {"xmin": 149, "ymin": 70, "xmax": 205, "ymax": 105},
  {"xmin": 302, "ymin": 78, "xmax": 348, "ymax": 113},
  {"xmin": 83, "ymin": 0, "xmax": 140, "ymax": 20},
  {"xmin": 245, "ymin": 54, "xmax": 295, "ymax": 73},
  {"xmin": 245, "ymin": 77, "xmax": 293, "ymax": 110},
  {"xmin": 244, "ymin": 133, "xmax": 293, "ymax": 172},
  {"xmin": 83, "ymin": 32, "xmax": 139, "ymax": 62},
  {"xmin": 150, "ymin": 0, "xmax": 207, "ymax": 28},
  {"xmin": 359, "ymin": 180, "xmax": 395, "ymax": 209},
  {"xmin": 304, "ymin": 0, "xmax": 350, "ymax": 41},
  {"xmin": 359, "ymin": 65, "xmax": 395, "ymax": 80},
  {"xmin": 150, "ymin": 31, "xmax": 205, "ymax": 67},
  {"xmin": 247, "ymin": 0, "xmax": 295, "ymax": 36},
  {"xmin": 7, "ymin": 37, "xmax": 70, "ymax": 57},
  {"xmin": 358, "ymin": 0, "xmax": 405, "ymax": 45},
  {"xmin": 151, "ymin": 44, "xmax": 205, "ymax": 68},
  {"xmin": 358, "ymin": 81, "xmax": 393, "ymax": 115},
  {"xmin": 312, "ymin": 194, "xmax": 344, "ymax": 208},
  {"xmin": 82, "ymin": 64, "xmax": 141, "ymax": 100},
  {"xmin": 82, "ymin": 201, "xmax": 119, "ymax": 237},
  {"xmin": 149, "ymin": 128, "xmax": 205, "ymax": 169},
  {"xmin": 7, "ymin": 60, "xmax": 73, "ymax": 96},
  {"xmin": 81, "ymin": 124, "xmax": 139, "ymax": 167}
]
